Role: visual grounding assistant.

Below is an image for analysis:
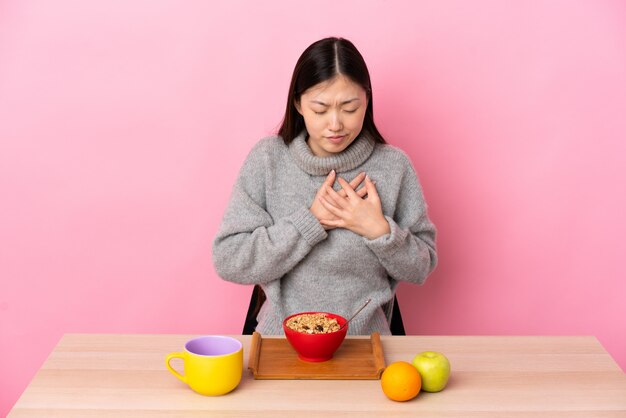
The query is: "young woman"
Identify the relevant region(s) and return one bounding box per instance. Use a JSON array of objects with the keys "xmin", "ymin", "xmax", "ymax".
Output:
[{"xmin": 213, "ymin": 37, "xmax": 437, "ymax": 335}]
